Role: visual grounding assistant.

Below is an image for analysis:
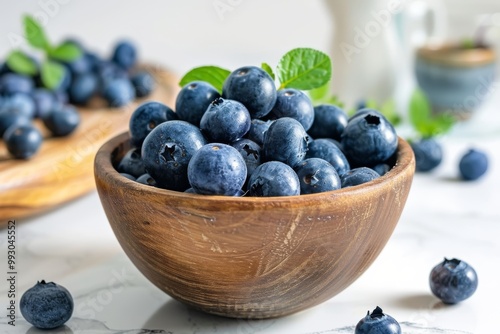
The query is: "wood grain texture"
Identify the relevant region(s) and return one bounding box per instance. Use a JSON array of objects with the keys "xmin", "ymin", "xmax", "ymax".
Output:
[
  {"xmin": 0, "ymin": 65, "xmax": 179, "ymax": 225},
  {"xmin": 95, "ymin": 133, "xmax": 415, "ymax": 319}
]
